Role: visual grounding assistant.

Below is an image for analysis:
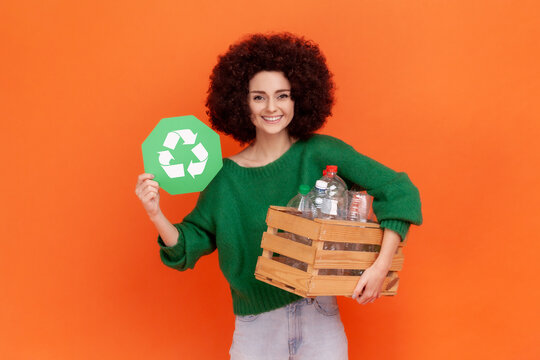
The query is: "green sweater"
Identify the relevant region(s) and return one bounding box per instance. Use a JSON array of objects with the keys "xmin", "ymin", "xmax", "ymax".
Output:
[{"xmin": 158, "ymin": 134, "xmax": 422, "ymax": 315}]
